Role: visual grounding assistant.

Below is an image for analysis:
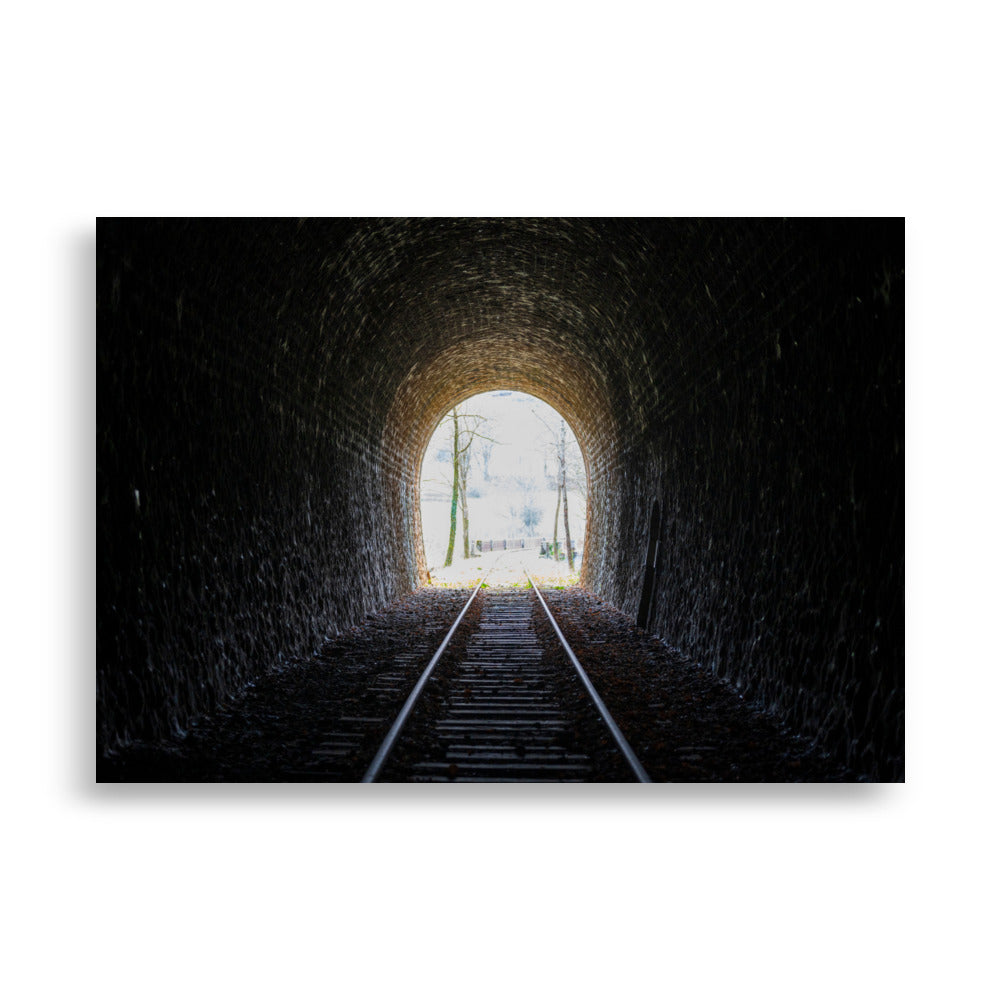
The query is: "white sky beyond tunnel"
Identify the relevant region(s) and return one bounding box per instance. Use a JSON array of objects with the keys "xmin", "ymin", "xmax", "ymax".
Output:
[{"xmin": 419, "ymin": 391, "xmax": 587, "ymax": 578}]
